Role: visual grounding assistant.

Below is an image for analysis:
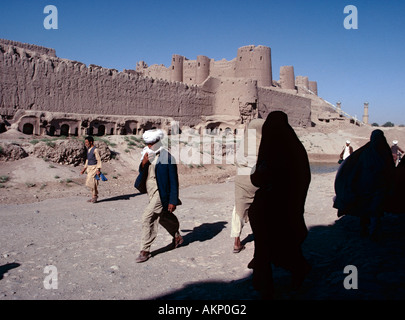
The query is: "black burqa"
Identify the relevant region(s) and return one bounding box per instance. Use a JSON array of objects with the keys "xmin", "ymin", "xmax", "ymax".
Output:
[
  {"xmin": 248, "ymin": 111, "xmax": 311, "ymax": 297},
  {"xmin": 333, "ymin": 129, "xmax": 395, "ymax": 218}
]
